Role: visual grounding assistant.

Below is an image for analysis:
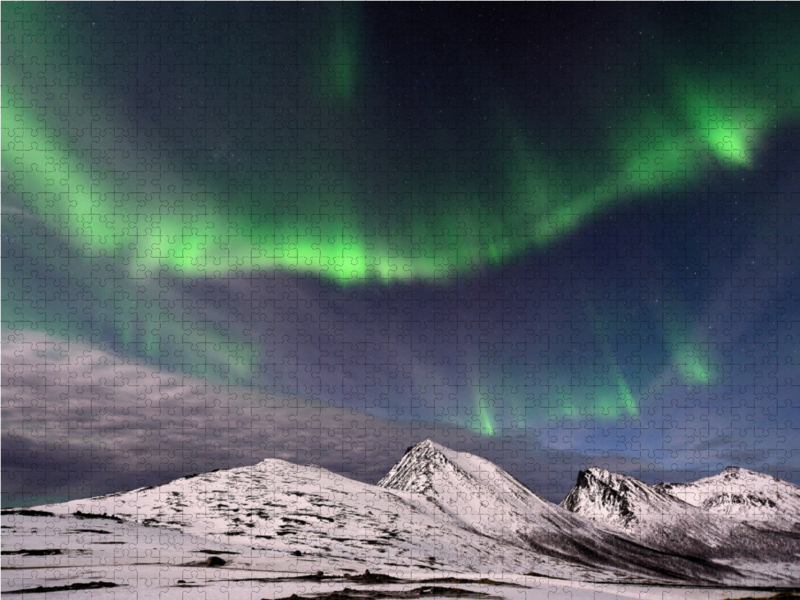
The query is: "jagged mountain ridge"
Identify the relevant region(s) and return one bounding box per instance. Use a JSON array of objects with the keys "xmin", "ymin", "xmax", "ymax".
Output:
[
  {"xmin": 374, "ymin": 441, "xmax": 755, "ymax": 583},
  {"xmin": 559, "ymin": 466, "xmax": 800, "ymax": 563},
  {"xmin": 656, "ymin": 466, "xmax": 800, "ymax": 530},
  {"xmin": 377, "ymin": 439, "xmax": 554, "ymax": 538},
  {"xmin": 561, "ymin": 467, "xmax": 709, "ymax": 530},
  {"xmin": 36, "ymin": 439, "xmax": 798, "ymax": 585}
]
